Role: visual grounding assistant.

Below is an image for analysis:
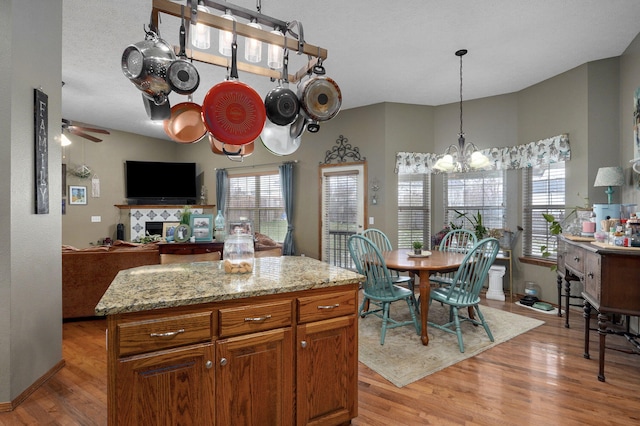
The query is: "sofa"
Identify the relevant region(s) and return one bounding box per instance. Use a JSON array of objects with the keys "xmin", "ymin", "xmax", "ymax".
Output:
[{"xmin": 62, "ymin": 241, "xmax": 160, "ymax": 319}]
